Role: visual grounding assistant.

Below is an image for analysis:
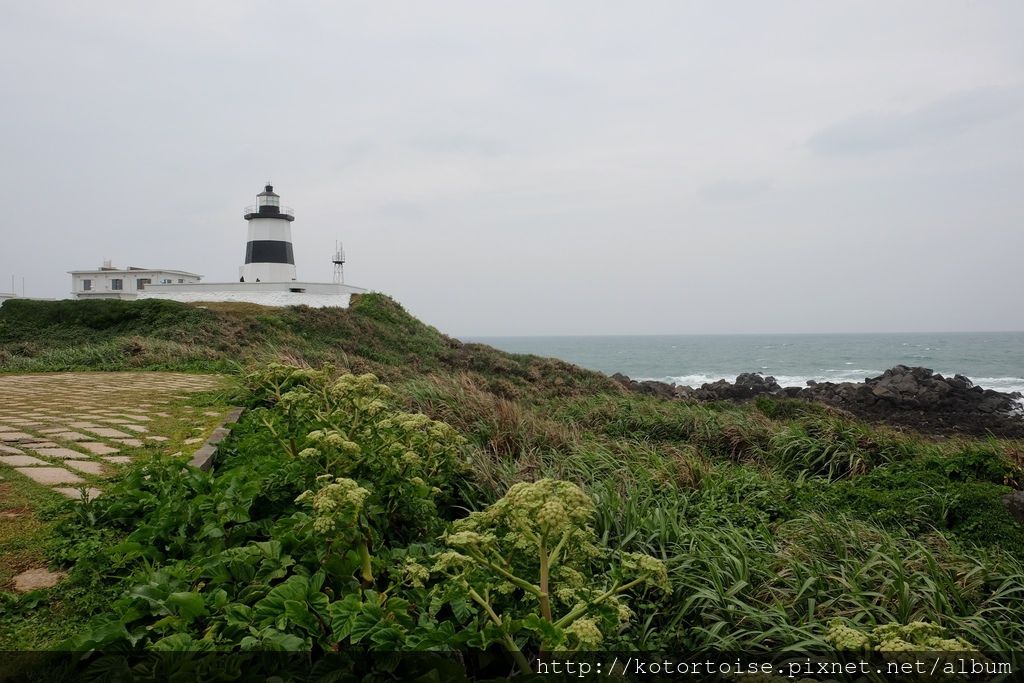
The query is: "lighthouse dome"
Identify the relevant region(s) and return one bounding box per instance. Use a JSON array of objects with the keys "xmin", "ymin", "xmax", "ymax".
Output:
[{"xmin": 257, "ymin": 184, "xmax": 280, "ymax": 208}]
